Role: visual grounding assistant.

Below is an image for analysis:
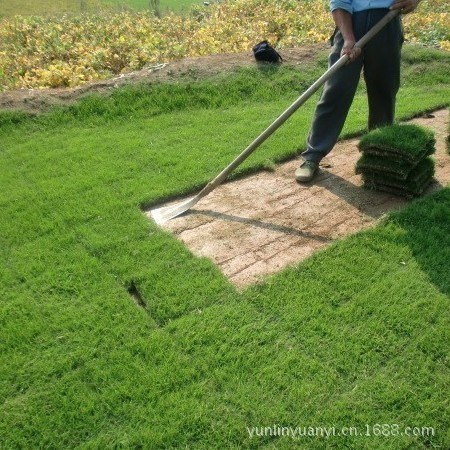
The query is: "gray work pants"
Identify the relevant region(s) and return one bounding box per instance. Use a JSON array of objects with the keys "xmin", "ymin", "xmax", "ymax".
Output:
[{"xmin": 301, "ymin": 8, "xmax": 404, "ymax": 163}]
